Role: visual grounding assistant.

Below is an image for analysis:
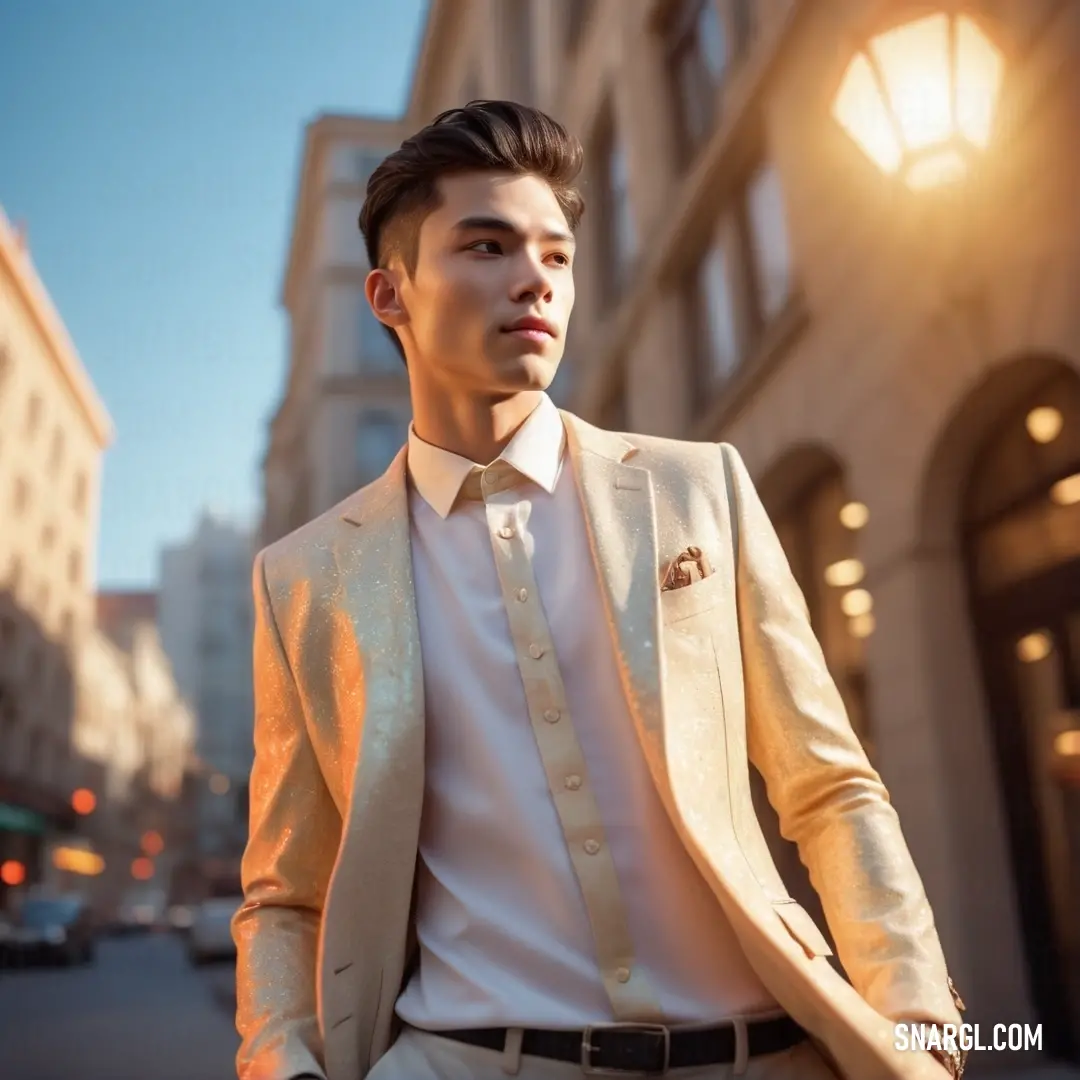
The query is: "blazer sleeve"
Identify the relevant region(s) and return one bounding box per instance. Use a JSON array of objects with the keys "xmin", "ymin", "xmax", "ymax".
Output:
[
  {"xmin": 231, "ymin": 550, "xmax": 342, "ymax": 1080},
  {"xmin": 719, "ymin": 441, "xmax": 962, "ymax": 1029}
]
